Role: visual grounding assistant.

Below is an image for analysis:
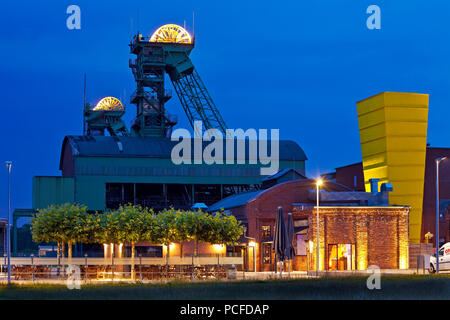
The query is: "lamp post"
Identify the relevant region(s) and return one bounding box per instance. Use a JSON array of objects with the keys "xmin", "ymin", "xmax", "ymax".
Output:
[
  {"xmin": 435, "ymin": 156, "xmax": 446, "ymax": 273},
  {"xmin": 316, "ymin": 179, "xmax": 323, "ymax": 276},
  {"xmin": 242, "ymin": 227, "xmax": 256, "ymax": 272},
  {"xmin": 5, "ymin": 161, "xmax": 12, "ymax": 285}
]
